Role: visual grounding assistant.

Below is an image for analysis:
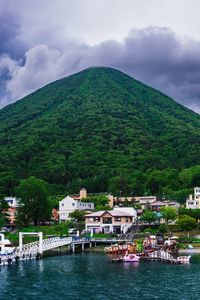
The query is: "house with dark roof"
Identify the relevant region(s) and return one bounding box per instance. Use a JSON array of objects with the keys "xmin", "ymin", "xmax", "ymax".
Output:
[{"xmin": 150, "ymin": 201, "xmax": 180, "ymax": 212}]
